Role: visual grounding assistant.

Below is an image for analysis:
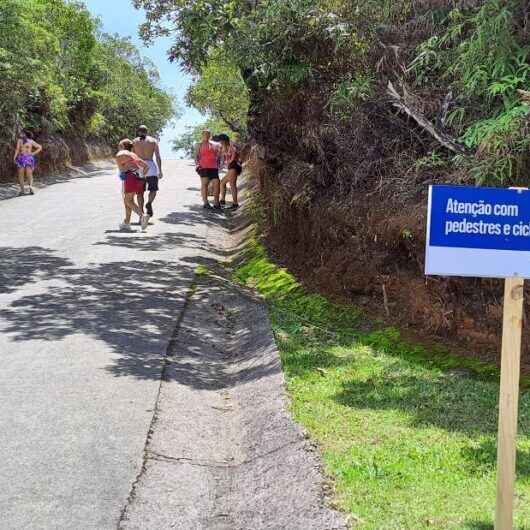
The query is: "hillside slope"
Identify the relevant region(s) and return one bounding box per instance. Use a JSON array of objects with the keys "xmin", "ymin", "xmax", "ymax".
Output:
[{"xmin": 140, "ymin": 0, "xmax": 530, "ymax": 368}]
